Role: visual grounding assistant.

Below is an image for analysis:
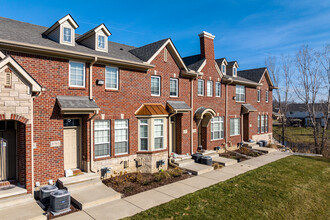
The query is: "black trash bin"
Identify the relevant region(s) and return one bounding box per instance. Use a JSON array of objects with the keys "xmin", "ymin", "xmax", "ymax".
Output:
[
  {"xmin": 263, "ymin": 140, "xmax": 268, "ymax": 147},
  {"xmin": 192, "ymin": 153, "xmax": 203, "ymax": 163},
  {"xmin": 201, "ymin": 156, "xmax": 213, "ymax": 166},
  {"xmin": 256, "ymin": 141, "xmax": 263, "ymax": 147}
]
